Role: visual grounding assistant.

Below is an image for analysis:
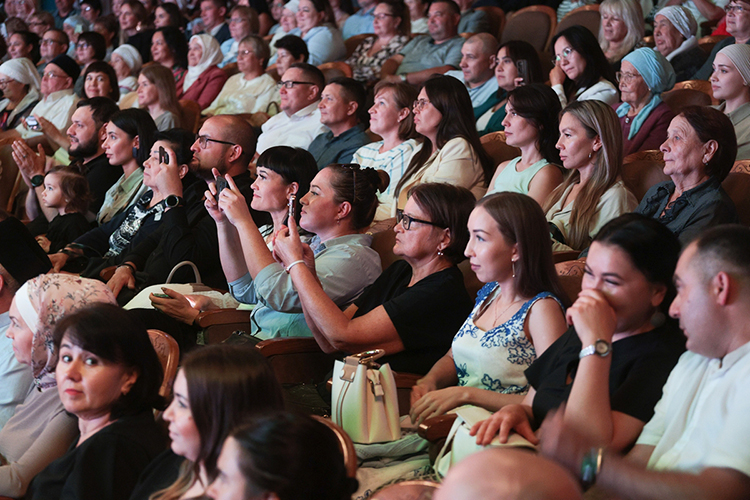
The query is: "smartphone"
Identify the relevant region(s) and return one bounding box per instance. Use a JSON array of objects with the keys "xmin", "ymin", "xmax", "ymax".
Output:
[
  {"xmin": 159, "ymin": 146, "xmax": 169, "ymax": 164},
  {"xmin": 152, "ymin": 293, "xmax": 170, "ymax": 298},
  {"xmin": 26, "ymin": 116, "xmax": 40, "ymax": 131},
  {"xmin": 287, "ymin": 194, "xmax": 296, "ymax": 220},
  {"xmin": 516, "ymin": 59, "xmax": 529, "ymax": 86},
  {"xmin": 215, "ymin": 175, "xmax": 229, "ymax": 196}
]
